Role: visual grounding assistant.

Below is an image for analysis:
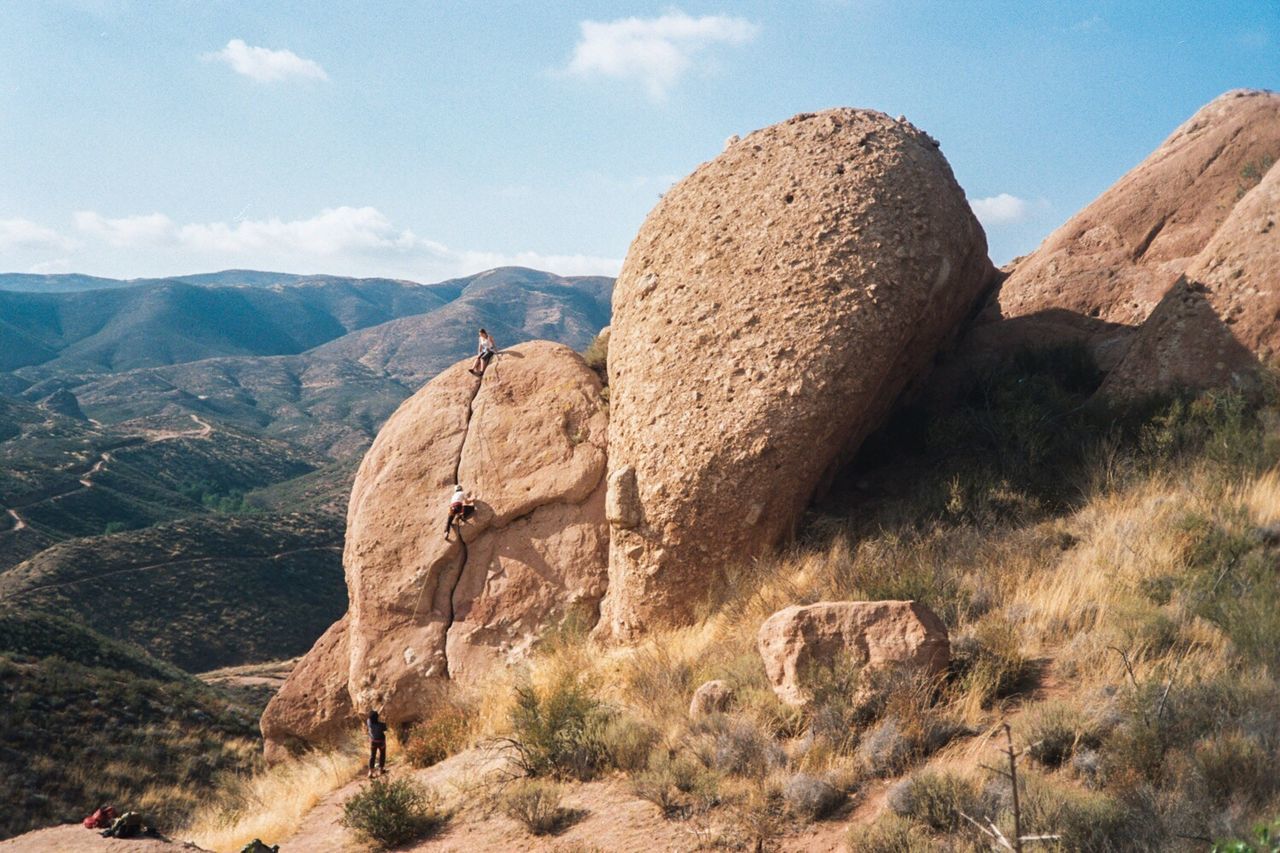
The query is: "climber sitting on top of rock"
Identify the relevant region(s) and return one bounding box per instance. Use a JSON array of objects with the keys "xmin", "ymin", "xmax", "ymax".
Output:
[
  {"xmin": 469, "ymin": 328, "xmax": 496, "ymax": 376},
  {"xmin": 443, "ymin": 484, "xmax": 475, "ymax": 539}
]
